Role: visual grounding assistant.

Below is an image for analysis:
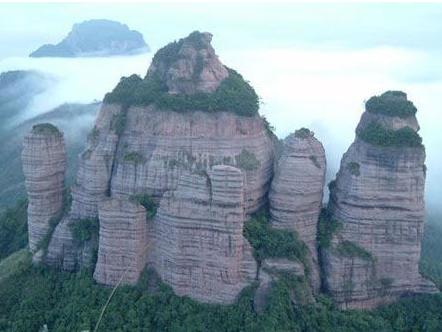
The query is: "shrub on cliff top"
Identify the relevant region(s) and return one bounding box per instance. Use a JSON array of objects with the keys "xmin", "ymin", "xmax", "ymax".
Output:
[
  {"xmin": 358, "ymin": 122, "xmax": 423, "ymax": 147},
  {"xmin": 104, "ymin": 68, "xmax": 259, "ymax": 117},
  {"xmin": 294, "ymin": 128, "xmax": 314, "ymax": 139},
  {"xmin": 366, "ymin": 91, "xmax": 417, "ymax": 118},
  {"xmin": 31, "ymin": 123, "xmax": 61, "ymax": 136}
]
